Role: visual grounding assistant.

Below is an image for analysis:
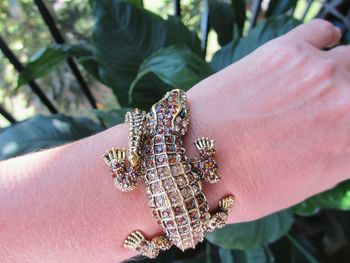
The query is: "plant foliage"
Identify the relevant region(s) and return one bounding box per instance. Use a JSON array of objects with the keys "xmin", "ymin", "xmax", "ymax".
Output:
[{"xmin": 3, "ymin": 0, "xmax": 350, "ymax": 261}]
